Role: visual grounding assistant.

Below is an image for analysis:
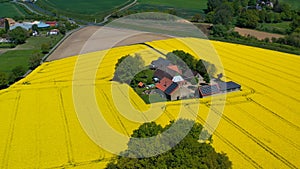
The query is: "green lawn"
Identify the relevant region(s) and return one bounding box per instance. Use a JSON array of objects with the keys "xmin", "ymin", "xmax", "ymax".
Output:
[
  {"xmin": 0, "ymin": 2, "xmax": 27, "ymax": 17},
  {"xmin": 0, "ymin": 50, "xmax": 39, "ymax": 73}
]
